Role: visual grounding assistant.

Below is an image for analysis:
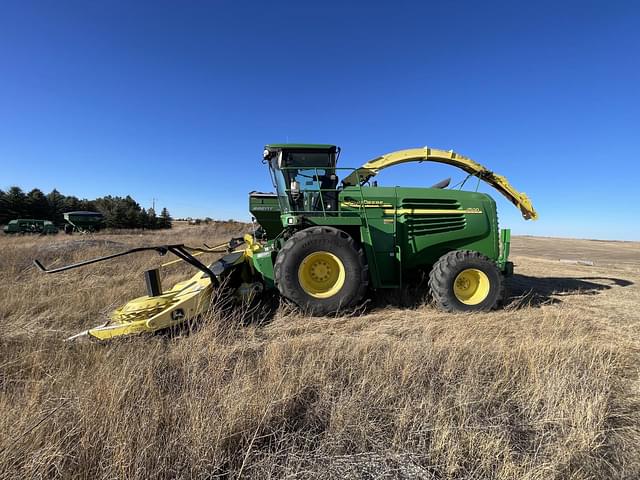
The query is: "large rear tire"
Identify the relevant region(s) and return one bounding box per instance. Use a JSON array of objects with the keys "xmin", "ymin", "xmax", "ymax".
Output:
[
  {"xmin": 429, "ymin": 250, "xmax": 504, "ymax": 312},
  {"xmin": 274, "ymin": 226, "xmax": 368, "ymax": 315}
]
